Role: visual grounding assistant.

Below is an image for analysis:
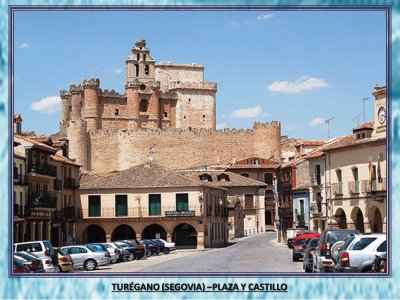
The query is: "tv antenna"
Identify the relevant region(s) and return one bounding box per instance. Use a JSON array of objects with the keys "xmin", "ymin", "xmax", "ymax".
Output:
[
  {"xmin": 325, "ymin": 117, "xmax": 334, "ymax": 139},
  {"xmin": 352, "ymin": 113, "xmax": 363, "ymax": 126},
  {"xmin": 362, "ymin": 97, "xmax": 370, "ymax": 123}
]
